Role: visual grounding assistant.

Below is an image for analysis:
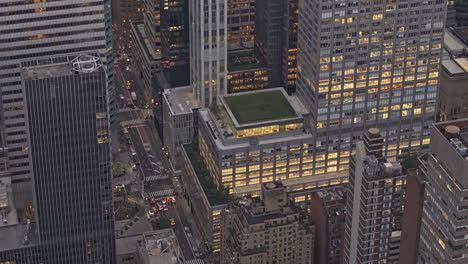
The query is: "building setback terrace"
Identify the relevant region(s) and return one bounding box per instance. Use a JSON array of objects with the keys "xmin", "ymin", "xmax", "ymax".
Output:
[{"xmin": 222, "ymin": 89, "xmax": 297, "ymax": 125}]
